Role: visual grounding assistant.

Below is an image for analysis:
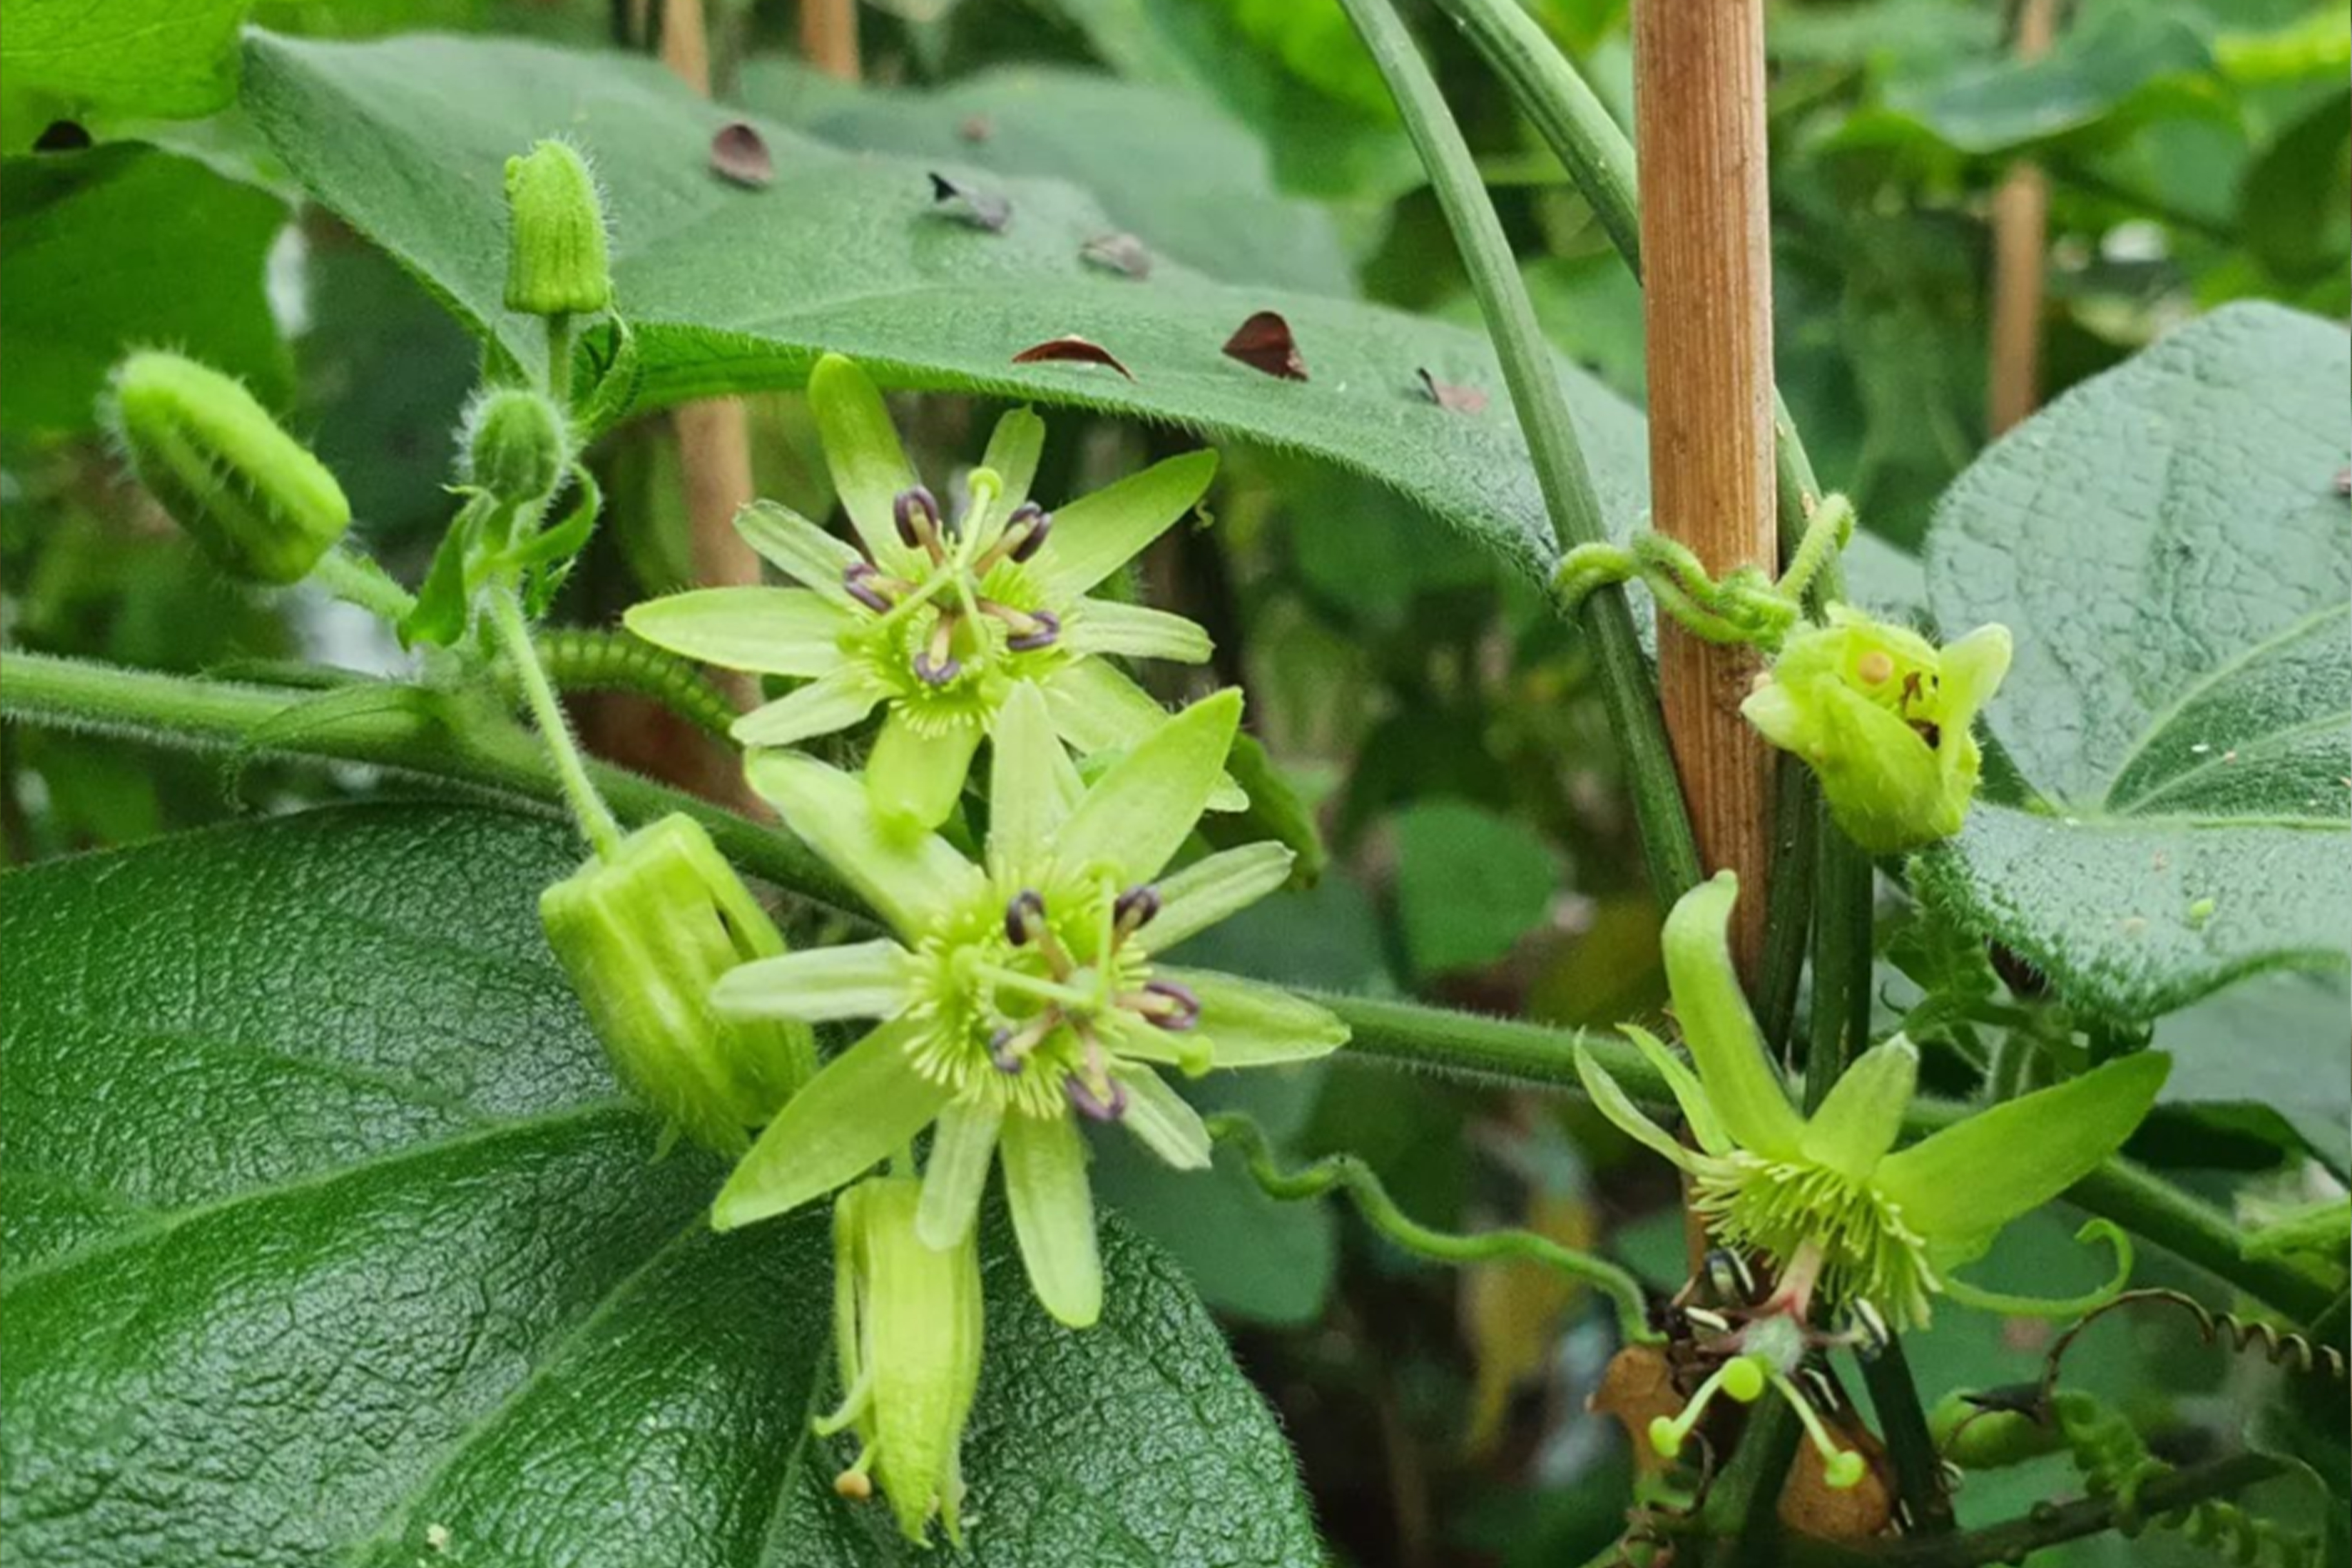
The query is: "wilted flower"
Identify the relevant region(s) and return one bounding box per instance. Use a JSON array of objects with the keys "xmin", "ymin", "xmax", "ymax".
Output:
[
  {"xmin": 626, "ymin": 354, "xmax": 1228, "ymax": 834},
  {"xmin": 1742, "ymin": 607, "xmax": 2011, "ymax": 853},
  {"xmin": 706, "ymin": 682, "xmax": 1345, "ymax": 1327},
  {"xmin": 820, "ymin": 1174, "xmax": 985, "ymax": 1545},
  {"xmin": 1575, "ymin": 871, "xmax": 2166, "ymax": 1329}
]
